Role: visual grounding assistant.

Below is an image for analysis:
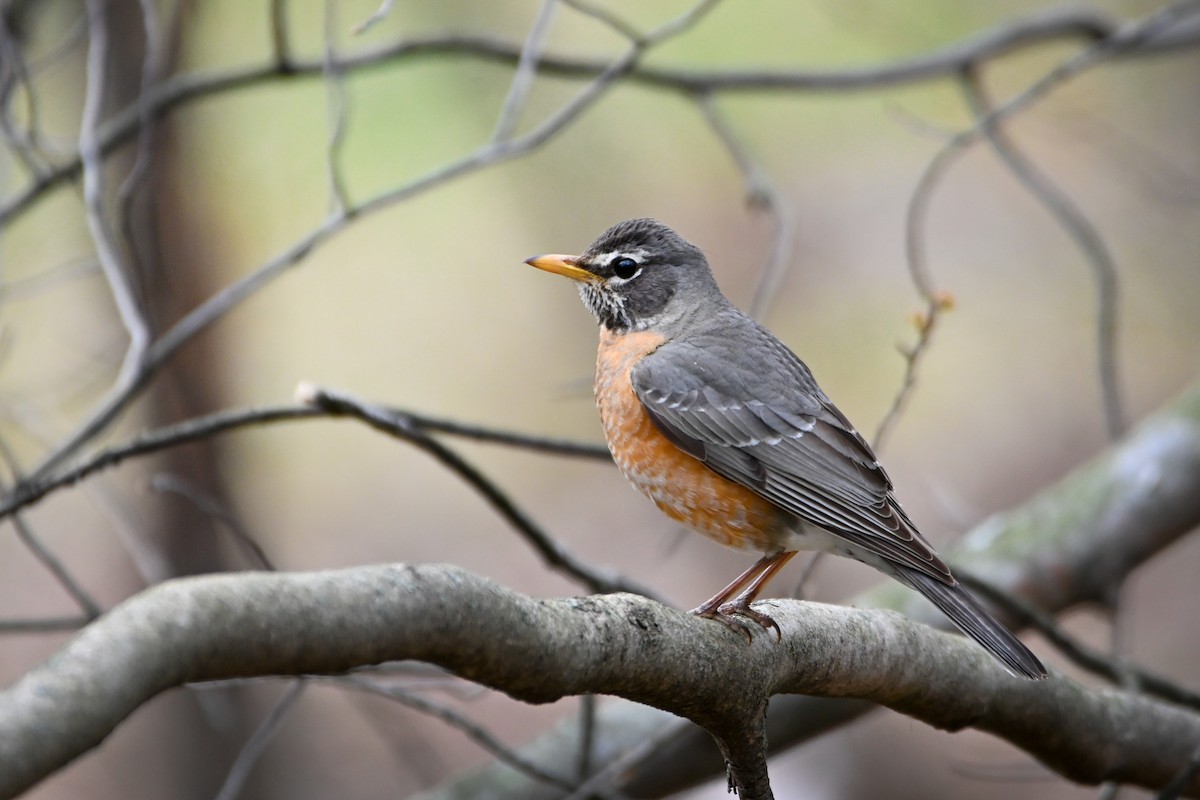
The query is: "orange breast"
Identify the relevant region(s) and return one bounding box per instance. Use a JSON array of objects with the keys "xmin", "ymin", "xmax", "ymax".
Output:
[{"xmin": 594, "ymin": 328, "xmax": 788, "ymax": 552}]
